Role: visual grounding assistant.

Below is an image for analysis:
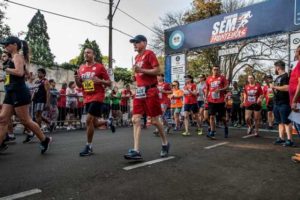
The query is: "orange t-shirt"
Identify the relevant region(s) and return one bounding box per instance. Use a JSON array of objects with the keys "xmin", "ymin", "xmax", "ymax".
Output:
[{"xmin": 170, "ymin": 89, "xmax": 184, "ymax": 108}]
